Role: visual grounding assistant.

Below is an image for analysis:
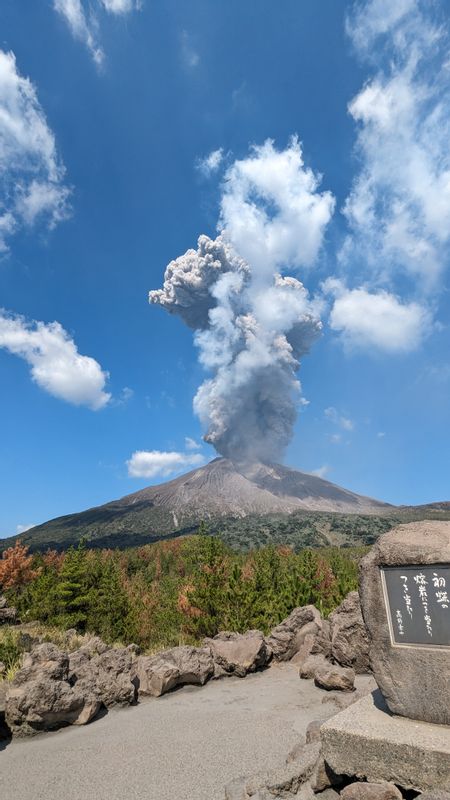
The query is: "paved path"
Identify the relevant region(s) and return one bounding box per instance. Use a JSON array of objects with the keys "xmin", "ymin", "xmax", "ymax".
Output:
[{"xmin": 1, "ymin": 664, "xmax": 374, "ymax": 800}]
